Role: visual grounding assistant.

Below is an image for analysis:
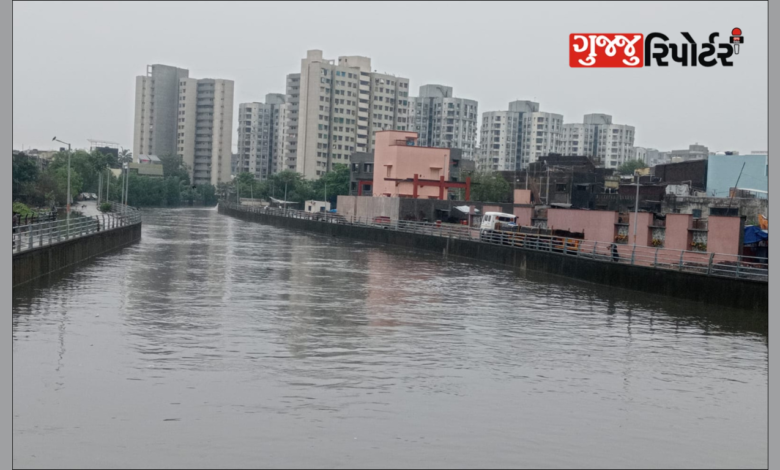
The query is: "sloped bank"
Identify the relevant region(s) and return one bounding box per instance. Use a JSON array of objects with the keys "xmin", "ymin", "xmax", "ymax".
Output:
[{"xmin": 219, "ymin": 205, "xmax": 767, "ymax": 313}]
